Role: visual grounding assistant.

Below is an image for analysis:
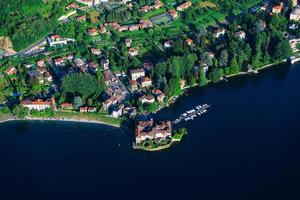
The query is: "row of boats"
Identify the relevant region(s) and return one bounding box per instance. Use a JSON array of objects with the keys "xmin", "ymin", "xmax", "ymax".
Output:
[{"xmin": 173, "ymin": 104, "xmax": 210, "ymax": 124}]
